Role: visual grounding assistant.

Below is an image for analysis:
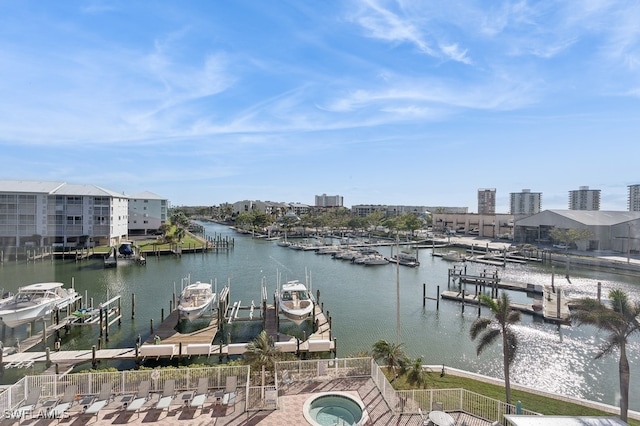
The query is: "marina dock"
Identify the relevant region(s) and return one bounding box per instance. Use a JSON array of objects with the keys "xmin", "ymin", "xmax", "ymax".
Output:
[
  {"xmin": 440, "ymin": 284, "xmax": 570, "ymax": 324},
  {"xmin": 1, "ymin": 286, "xmax": 335, "ymax": 371}
]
